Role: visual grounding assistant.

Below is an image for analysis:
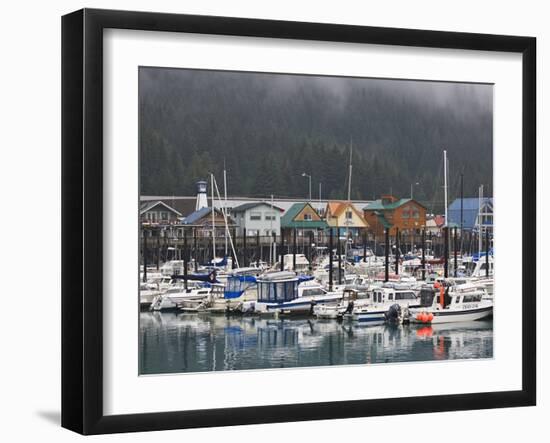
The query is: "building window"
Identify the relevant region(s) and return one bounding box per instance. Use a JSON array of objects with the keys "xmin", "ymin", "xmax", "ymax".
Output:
[
  {"xmin": 346, "ymin": 210, "xmax": 352, "ymax": 220},
  {"xmin": 413, "ymin": 211, "xmax": 419, "ymax": 219},
  {"xmin": 402, "ymin": 210, "xmax": 409, "ymax": 218},
  {"xmin": 250, "ymin": 211, "xmax": 261, "ymax": 221},
  {"xmin": 303, "ymin": 213, "xmax": 312, "ymax": 221},
  {"xmin": 161, "ymin": 211, "xmax": 169, "ymax": 221},
  {"xmin": 265, "ymin": 212, "xmax": 276, "ymax": 221}
]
